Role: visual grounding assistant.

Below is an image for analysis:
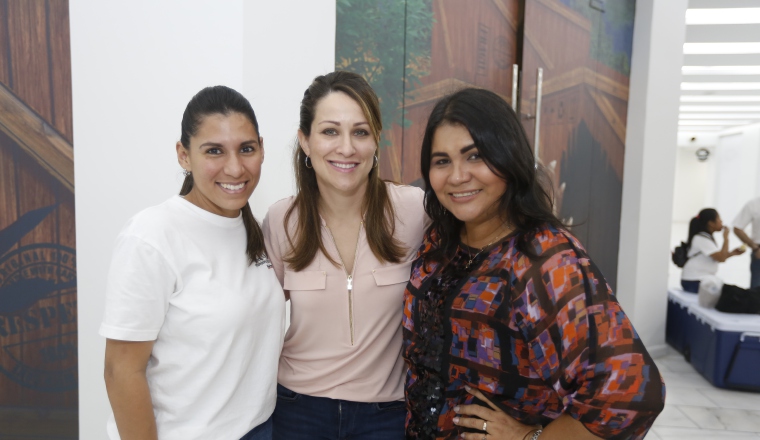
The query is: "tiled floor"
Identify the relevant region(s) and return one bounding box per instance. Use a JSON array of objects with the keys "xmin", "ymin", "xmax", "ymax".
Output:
[{"xmin": 649, "ymin": 351, "xmax": 760, "ymax": 439}]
